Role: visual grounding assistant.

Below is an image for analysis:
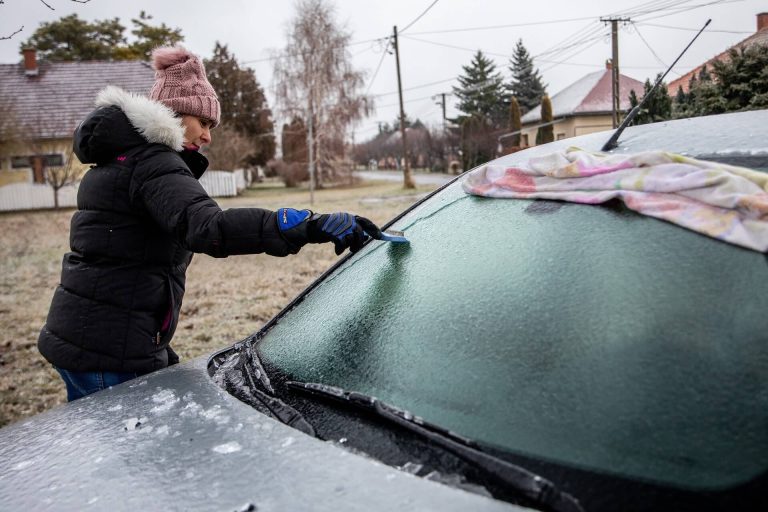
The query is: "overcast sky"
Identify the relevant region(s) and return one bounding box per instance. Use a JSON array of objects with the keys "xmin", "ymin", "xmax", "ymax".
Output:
[{"xmin": 1, "ymin": 0, "xmax": 765, "ymax": 141}]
